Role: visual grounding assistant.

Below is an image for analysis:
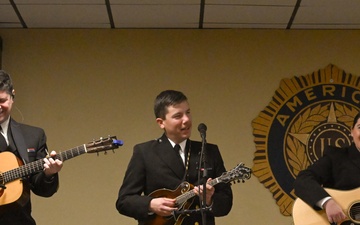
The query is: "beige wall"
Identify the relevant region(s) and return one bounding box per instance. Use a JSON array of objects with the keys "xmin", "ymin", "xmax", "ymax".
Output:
[{"xmin": 0, "ymin": 29, "xmax": 359, "ymax": 225}]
